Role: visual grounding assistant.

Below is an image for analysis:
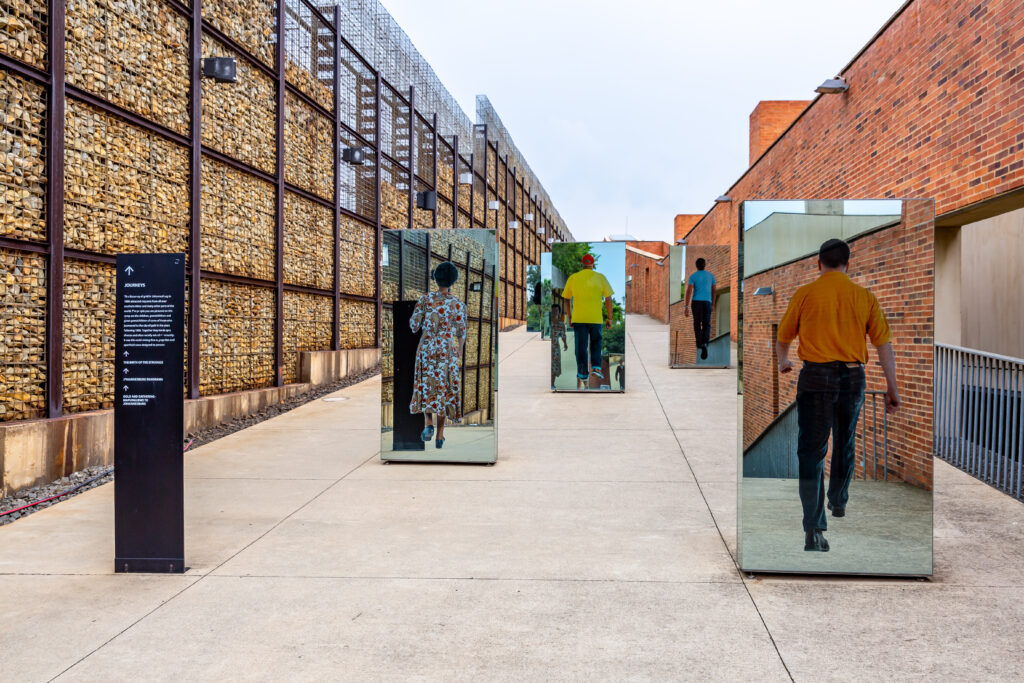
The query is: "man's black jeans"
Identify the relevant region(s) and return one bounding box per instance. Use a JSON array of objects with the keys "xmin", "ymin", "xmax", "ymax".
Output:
[
  {"xmin": 691, "ymin": 300, "xmax": 711, "ymax": 347},
  {"xmin": 796, "ymin": 361, "xmax": 865, "ymax": 532},
  {"xmin": 572, "ymin": 323, "xmax": 602, "ymax": 379}
]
